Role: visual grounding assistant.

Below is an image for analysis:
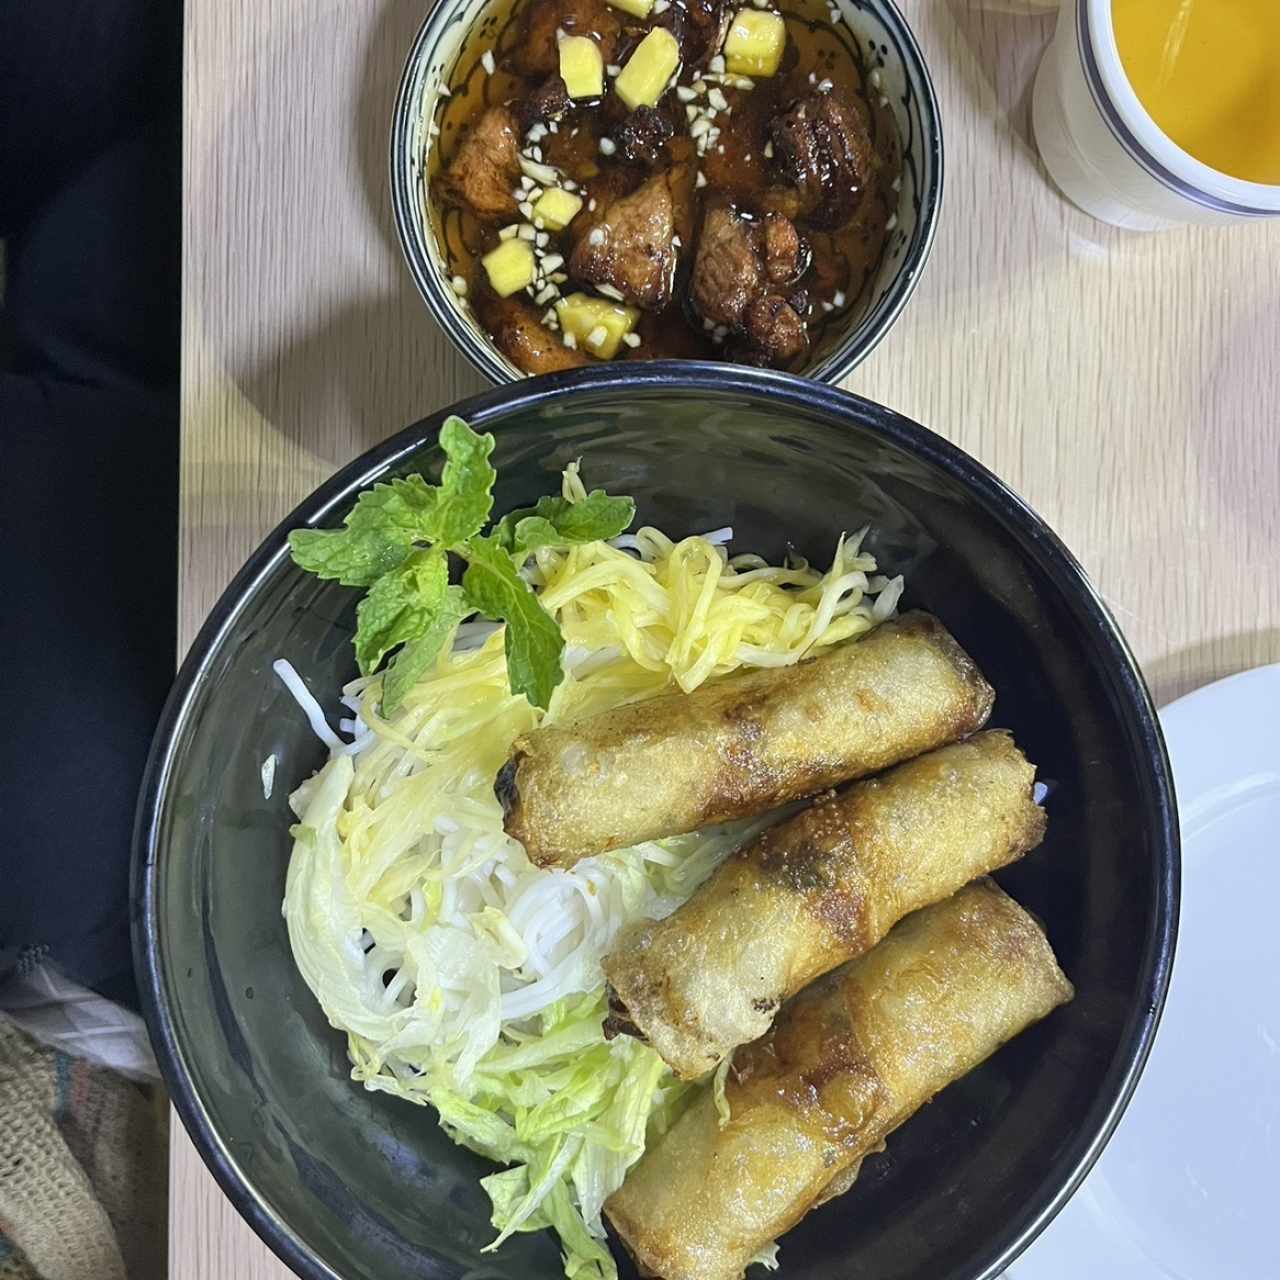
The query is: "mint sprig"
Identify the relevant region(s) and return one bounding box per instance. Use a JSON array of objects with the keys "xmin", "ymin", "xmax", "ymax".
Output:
[{"xmin": 287, "ymin": 417, "xmax": 636, "ymax": 716}]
